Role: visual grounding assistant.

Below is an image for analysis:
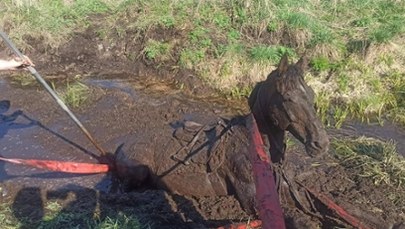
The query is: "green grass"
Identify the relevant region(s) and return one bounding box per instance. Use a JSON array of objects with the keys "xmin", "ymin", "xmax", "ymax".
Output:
[
  {"xmin": 0, "ymin": 0, "xmax": 128, "ymax": 49},
  {"xmin": 307, "ymin": 56, "xmax": 405, "ymax": 127},
  {"xmin": 0, "ymin": 203, "xmax": 22, "ymax": 229},
  {"xmin": 143, "ymin": 39, "xmax": 173, "ymax": 61},
  {"xmin": 57, "ymin": 81, "xmax": 90, "ymax": 108},
  {"xmin": 310, "ymin": 56, "xmax": 332, "ymax": 72},
  {"xmin": 331, "ymin": 136, "xmax": 405, "ymax": 187},
  {"xmin": 93, "ymin": 213, "xmax": 142, "ymax": 229},
  {"xmin": 249, "ymin": 45, "xmax": 295, "ymax": 64},
  {"xmin": 1, "ymin": 0, "xmax": 405, "ymax": 125},
  {"xmin": 0, "ymin": 199, "xmax": 143, "ymax": 229},
  {"xmin": 179, "ymin": 48, "xmax": 206, "ymax": 69},
  {"xmin": 9, "ymin": 72, "xmax": 37, "ymax": 87}
]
